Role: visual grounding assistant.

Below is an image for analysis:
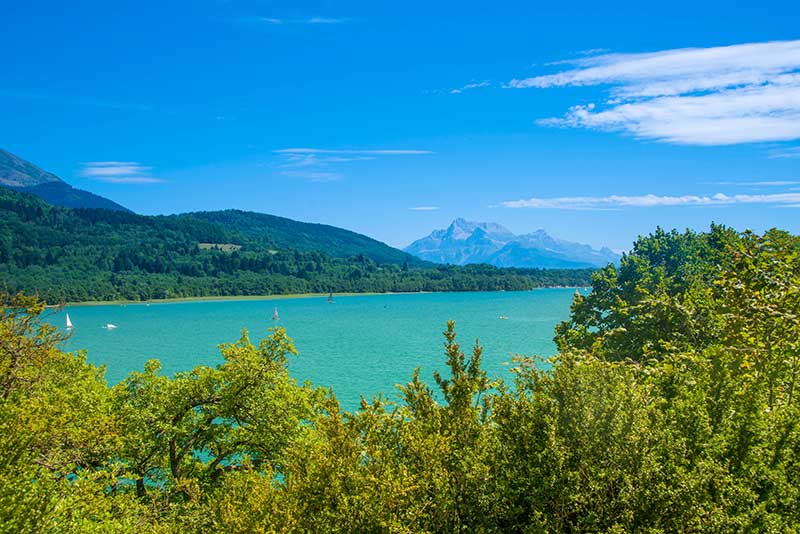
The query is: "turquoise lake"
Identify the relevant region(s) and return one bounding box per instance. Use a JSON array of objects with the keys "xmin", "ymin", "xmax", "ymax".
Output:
[{"xmin": 53, "ymin": 289, "xmax": 581, "ymax": 410}]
